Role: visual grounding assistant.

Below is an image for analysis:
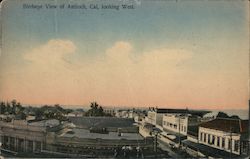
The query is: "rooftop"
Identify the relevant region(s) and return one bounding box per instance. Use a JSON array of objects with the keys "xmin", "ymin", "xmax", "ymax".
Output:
[
  {"xmin": 148, "ymin": 108, "xmax": 210, "ymax": 117},
  {"xmin": 200, "ymin": 118, "xmax": 248, "ymax": 133},
  {"xmin": 61, "ymin": 128, "xmax": 144, "ymax": 140},
  {"xmin": 69, "ymin": 117, "xmax": 135, "ymax": 129},
  {"xmin": 28, "ymin": 119, "xmax": 60, "ymax": 127}
]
